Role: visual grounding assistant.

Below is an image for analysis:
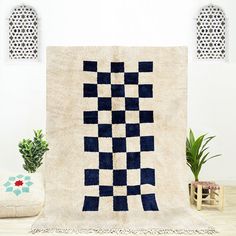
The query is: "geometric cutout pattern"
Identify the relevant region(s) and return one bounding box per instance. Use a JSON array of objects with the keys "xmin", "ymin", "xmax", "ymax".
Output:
[
  {"xmin": 9, "ymin": 5, "xmax": 38, "ymax": 59},
  {"xmin": 197, "ymin": 4, "xmax": 226, "ymax": 59},
  {"xmin": 82, "ymin": 61, "xmax": 158, "ymax": 211}
]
